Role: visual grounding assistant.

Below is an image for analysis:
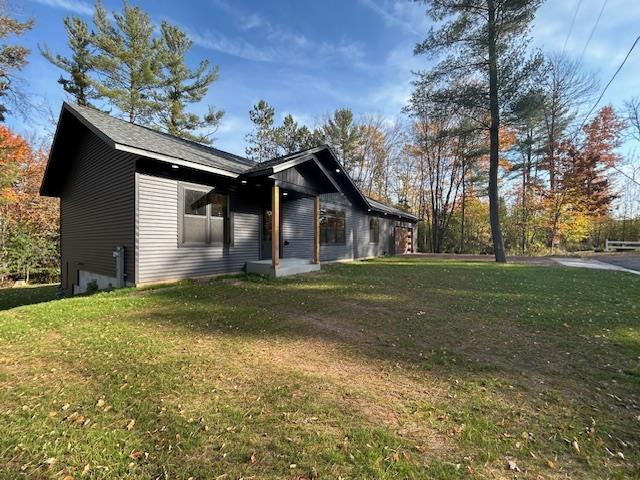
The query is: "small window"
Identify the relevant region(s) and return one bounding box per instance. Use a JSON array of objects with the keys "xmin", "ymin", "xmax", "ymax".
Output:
[
  {"xmin": 320, "ymin": 208, "xmax": 346, "ymax": 245},
  {"xmin": 180, "ymin": 186, "xmax": 230, "ymax": 247},
  {"xmin": 369, "ymin": 217, "xmax": 380, "ymax": 243}
]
